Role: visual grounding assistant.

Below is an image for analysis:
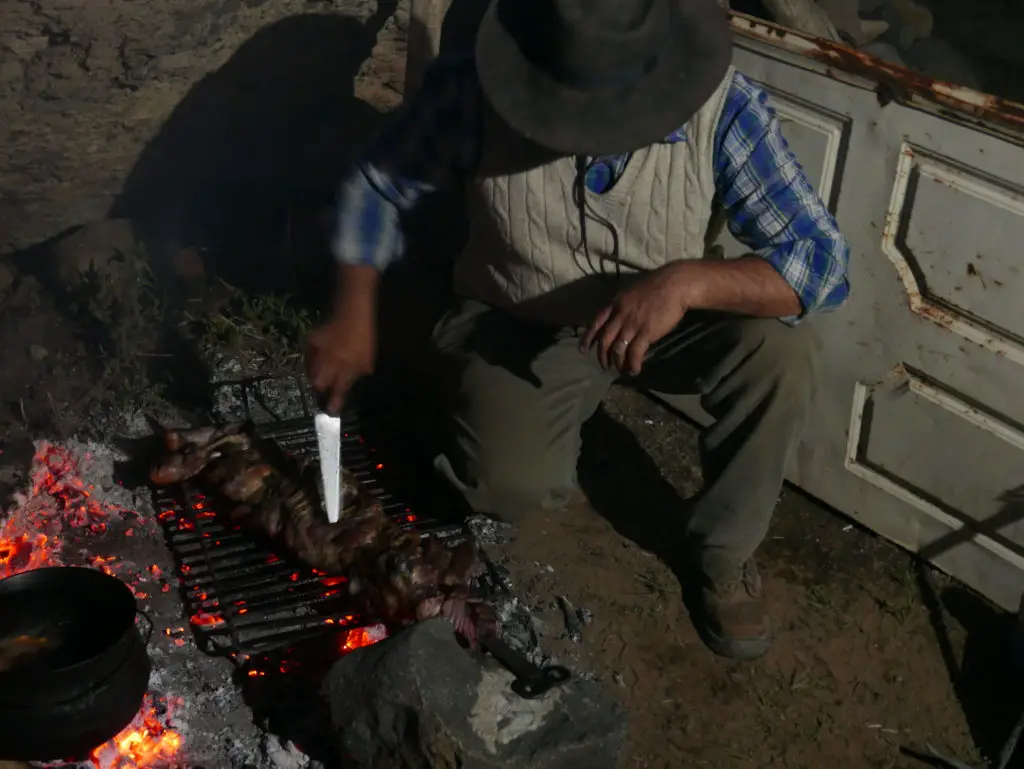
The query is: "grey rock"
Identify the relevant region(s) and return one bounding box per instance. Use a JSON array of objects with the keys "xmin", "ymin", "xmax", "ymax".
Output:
[{"xmin": 323, "ymin": 619, "xmax": 628, "ymax": 769}]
